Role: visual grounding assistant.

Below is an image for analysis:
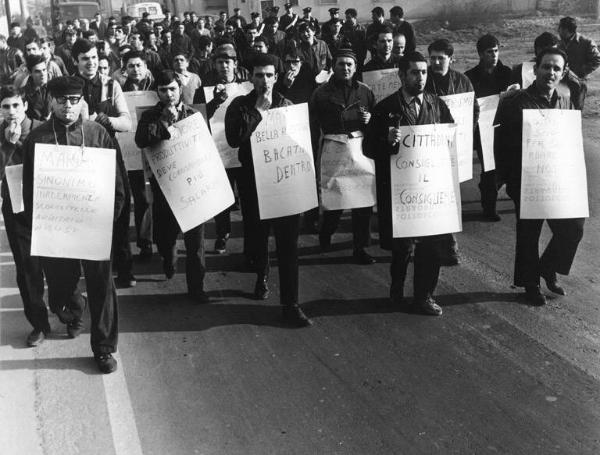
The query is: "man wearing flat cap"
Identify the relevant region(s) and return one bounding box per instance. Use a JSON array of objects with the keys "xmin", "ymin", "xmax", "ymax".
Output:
[
  {"xmin": 310, "ymin": 49, "xmax": 377, "ymax": 265},
  {"xmin": 301, "ymin": 7, "xmax": 320, "ymax": 37},
  {"xmin": 279, "ymin": 3, "xmax": 299, "ymax": 36},
  {"xmin": 22, "ymin": 76, "xmax": 126, "ymax": 373}
]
